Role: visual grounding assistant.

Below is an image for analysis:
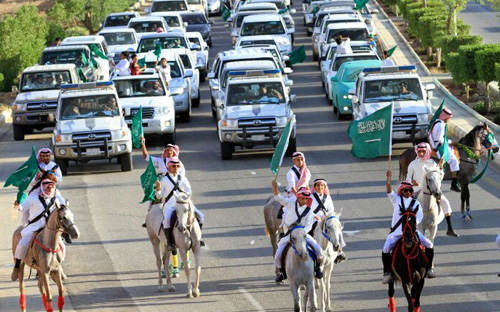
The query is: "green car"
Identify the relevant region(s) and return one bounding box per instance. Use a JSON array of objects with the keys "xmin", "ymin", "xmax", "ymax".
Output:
[{"xmin": 330, "ymin": 60, "xmax": 382, "ymax": 119}]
